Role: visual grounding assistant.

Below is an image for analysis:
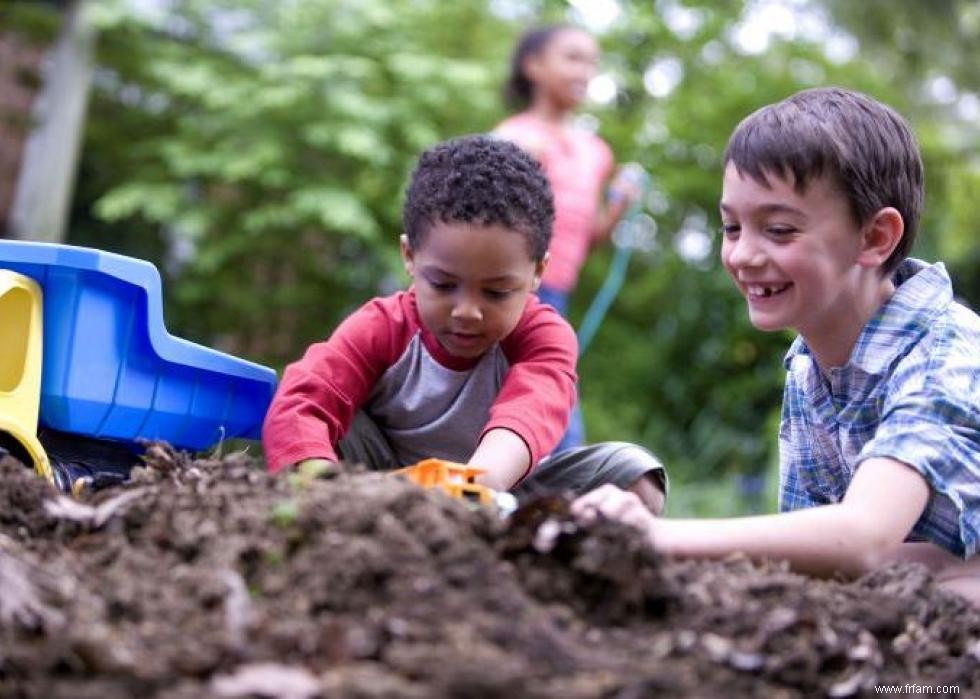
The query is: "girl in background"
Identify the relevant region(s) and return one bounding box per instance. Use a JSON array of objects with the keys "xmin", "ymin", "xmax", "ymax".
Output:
[{"xmin": 495, "ymin": 24, "xmax": 638, "ymax": 452}]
